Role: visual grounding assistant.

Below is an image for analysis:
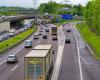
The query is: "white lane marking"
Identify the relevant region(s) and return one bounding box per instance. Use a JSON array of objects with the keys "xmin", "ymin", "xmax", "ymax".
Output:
[
  {"xmin": 11, "ymin": 65, "xmax": 18, "ymax": 71},
  {"xmin": 51, "ymin": 26, "xmax": 65, "ymax": 80},
  {"xmin": 37, "ymin": 41, "xmax": 40, "ymax": 44},
  {"xmin": 0, "ymin": 59, "xmax": 6, "ymax": 65},
  {"xmin": 71, "ymin": 24, "xmax": 83, "ymax": 80},
  {"xmin": 14, "ymin": 47, "xmax": 24, "ymax": 55},
  {"xmin": 0, "ymin": 46, "xmax": 24, "ymax": 65}
]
